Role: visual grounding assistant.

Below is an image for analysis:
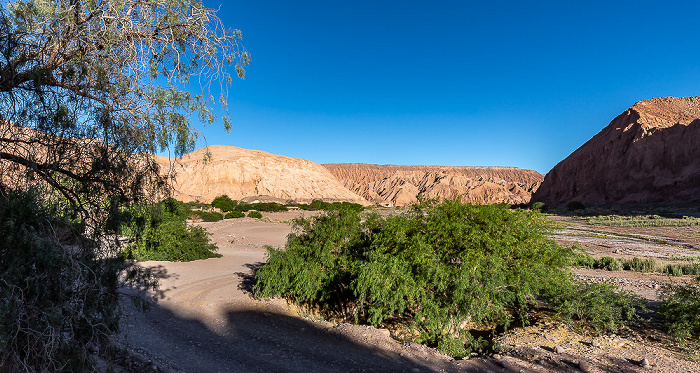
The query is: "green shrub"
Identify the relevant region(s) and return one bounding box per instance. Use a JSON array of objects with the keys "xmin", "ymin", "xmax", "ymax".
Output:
[
  {"xmin": 253, "ymin": 202, "xmax": 288, "ymax": 212},
  {"xmin": 571, "ymin": 252, "xmax": 596, "ymax": 269},
  {"xmin": 664, "ymin": 264, "xmax": 685, "ymax": 277},
  {"xmin": 211, "ymin": 195, "xmax": 237, "ymax": 212},
  {"xmin": 0, "ymin": 188, "xmax": 124, "ymax": 371},
  {"xmin": 545, "ymin": 280, "xmax": 645, "ymax": 334},
  {"xmin": 192, "ymin": 210, "xmax": 224, "ymax": 222},
  {"xmin": 186, "ymin": 200, "xmax": 210, "ymax": 209},
  {"xmin": 235, "ymin": 202, "xmax": 254, "ymax": 212},
  {"xmin": 598, "ymin": 256, "xmax": 623, "ymax": 271},
  {"xmin": 662, "ymin": 263, "xmax": 700, "ymax": 277},
  {"xmin": 247, "ymin": 210, "xmax": 263, "ymax": 219},
  {"xmin": 658, "ymin": 279, "xmax": 700, "ymax": 342},
  {"xmin": 254, "ymin": 201, "xmax": 572, "ymax": 356},
  {"xmin": 298, "ymin": 199, "xmax": 365, "ymax": 212},
  {"xmin": 121, "ymin": 201, "xmax": 221, "ymax": 261},
  {"xmin": 225, "ymin": 211, "xmax": 245, "ymax": 219},
  {"xmin": 531, "ymin": 201, "xmax": 547, "ymax": 212},
  {"xmin": 623, "ymin": 257, "xmax": 657, "ymax": 273}
]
